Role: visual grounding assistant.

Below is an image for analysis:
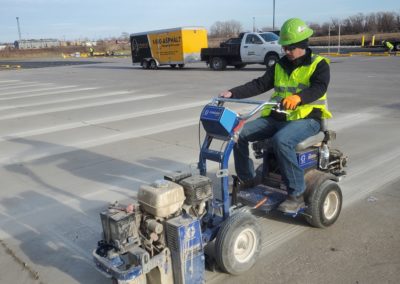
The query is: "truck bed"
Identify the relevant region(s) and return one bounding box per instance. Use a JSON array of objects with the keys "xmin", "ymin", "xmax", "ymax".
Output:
[{"xmin": 200, "ymin": 44, "xmax": 240, "ymax": 61}]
